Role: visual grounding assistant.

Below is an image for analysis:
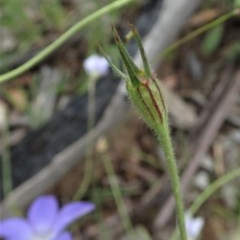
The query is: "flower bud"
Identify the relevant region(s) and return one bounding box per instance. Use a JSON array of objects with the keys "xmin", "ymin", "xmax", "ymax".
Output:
[
  {"xmin": 112, "ymin": 25, "xmax": 168, "ymax": 136},
  {"xmin": 126, "ymin": 74, "xmax": 167, "ymax": 134}
]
